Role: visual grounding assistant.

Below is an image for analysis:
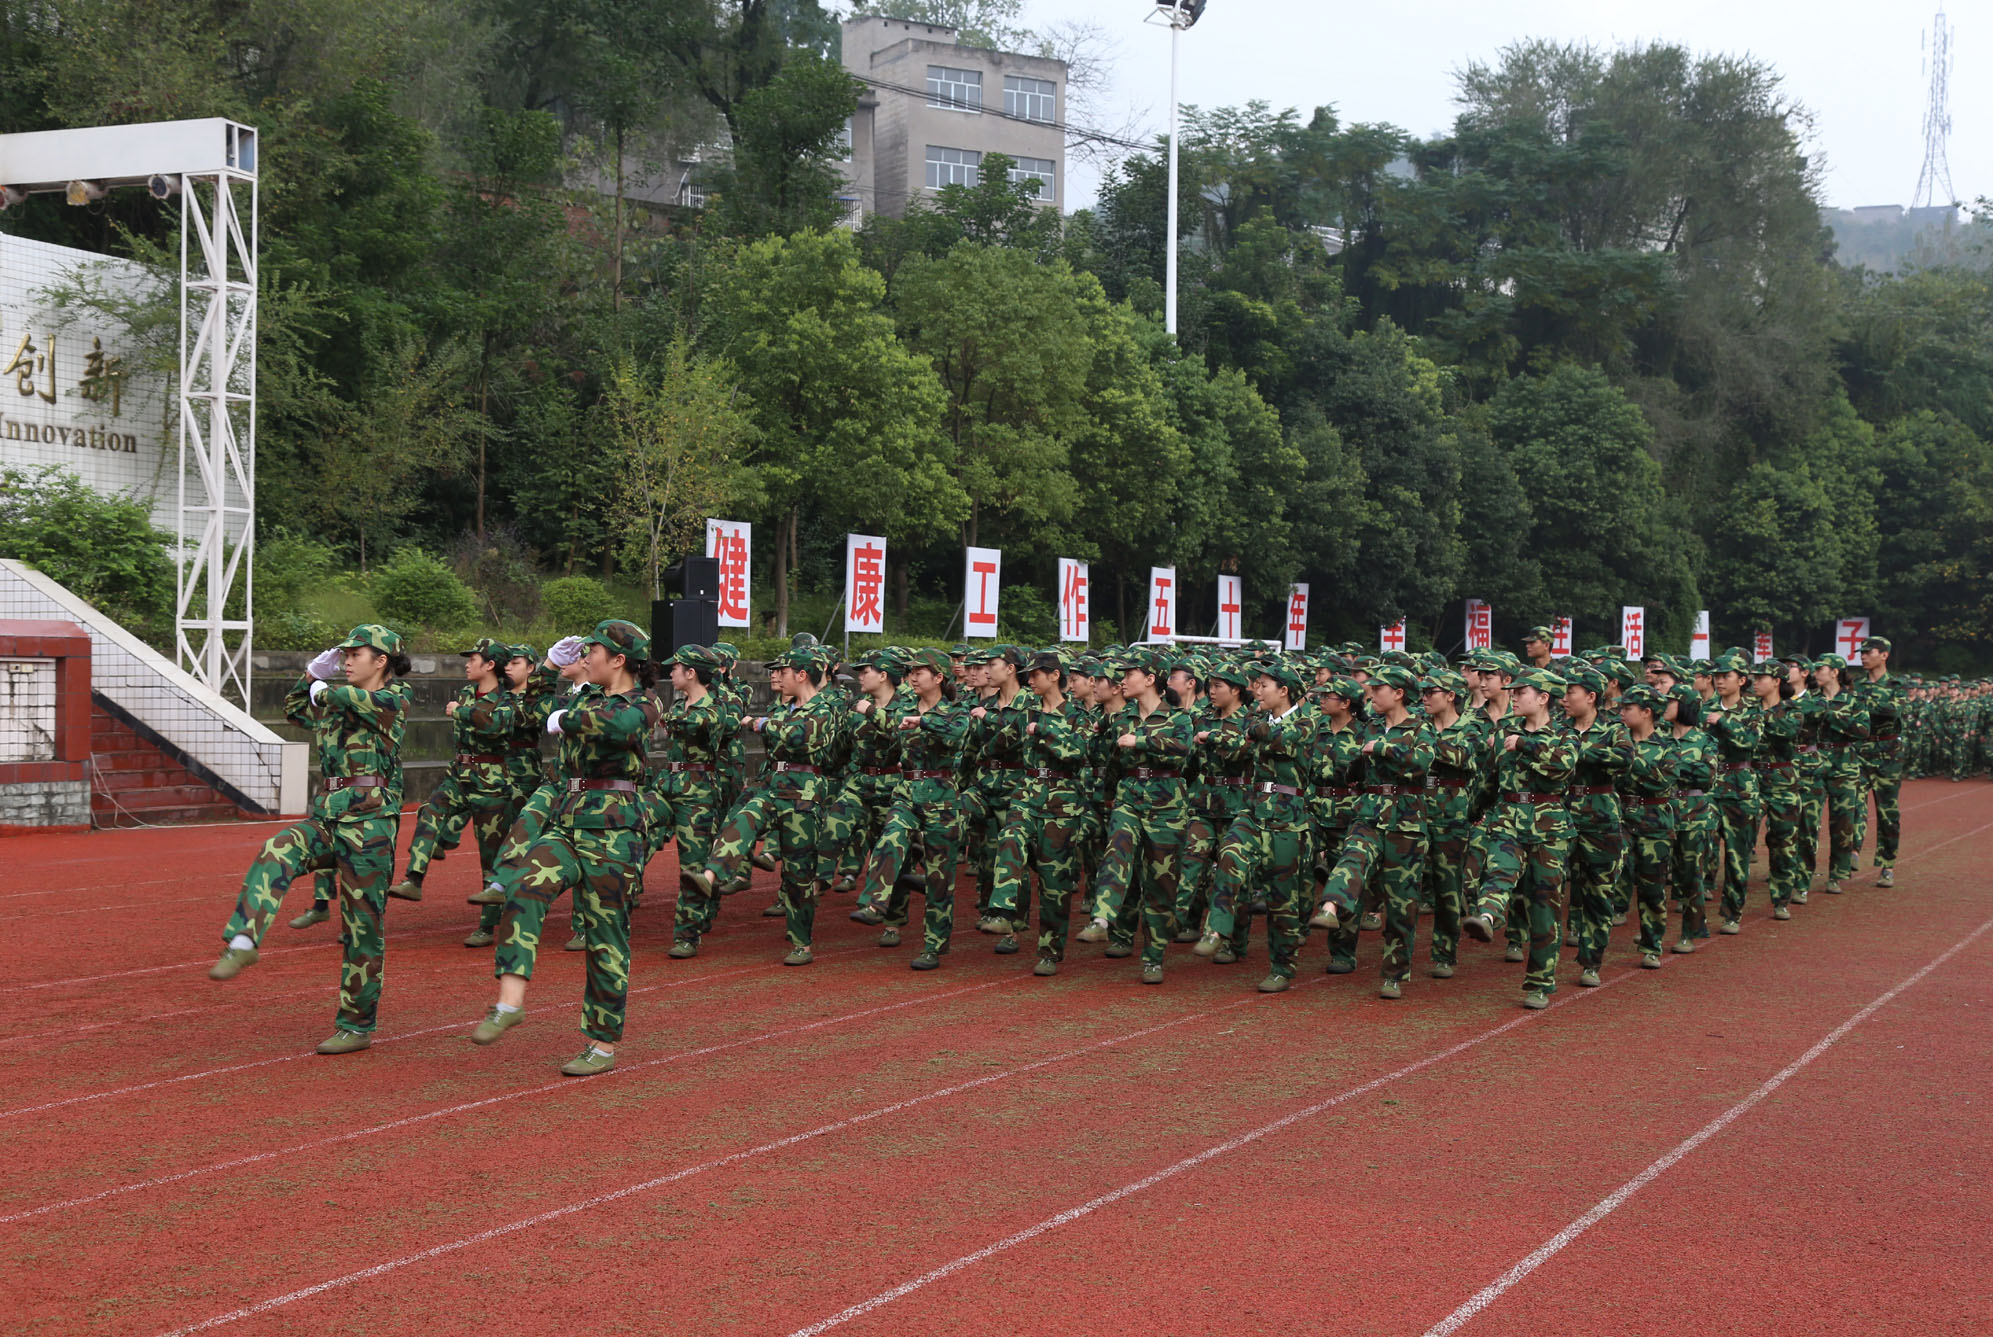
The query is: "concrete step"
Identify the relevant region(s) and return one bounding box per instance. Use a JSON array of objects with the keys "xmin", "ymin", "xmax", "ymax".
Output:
[{"xmin": 93, "ymin": 802, "xmax": 240, "ymax": 826}]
